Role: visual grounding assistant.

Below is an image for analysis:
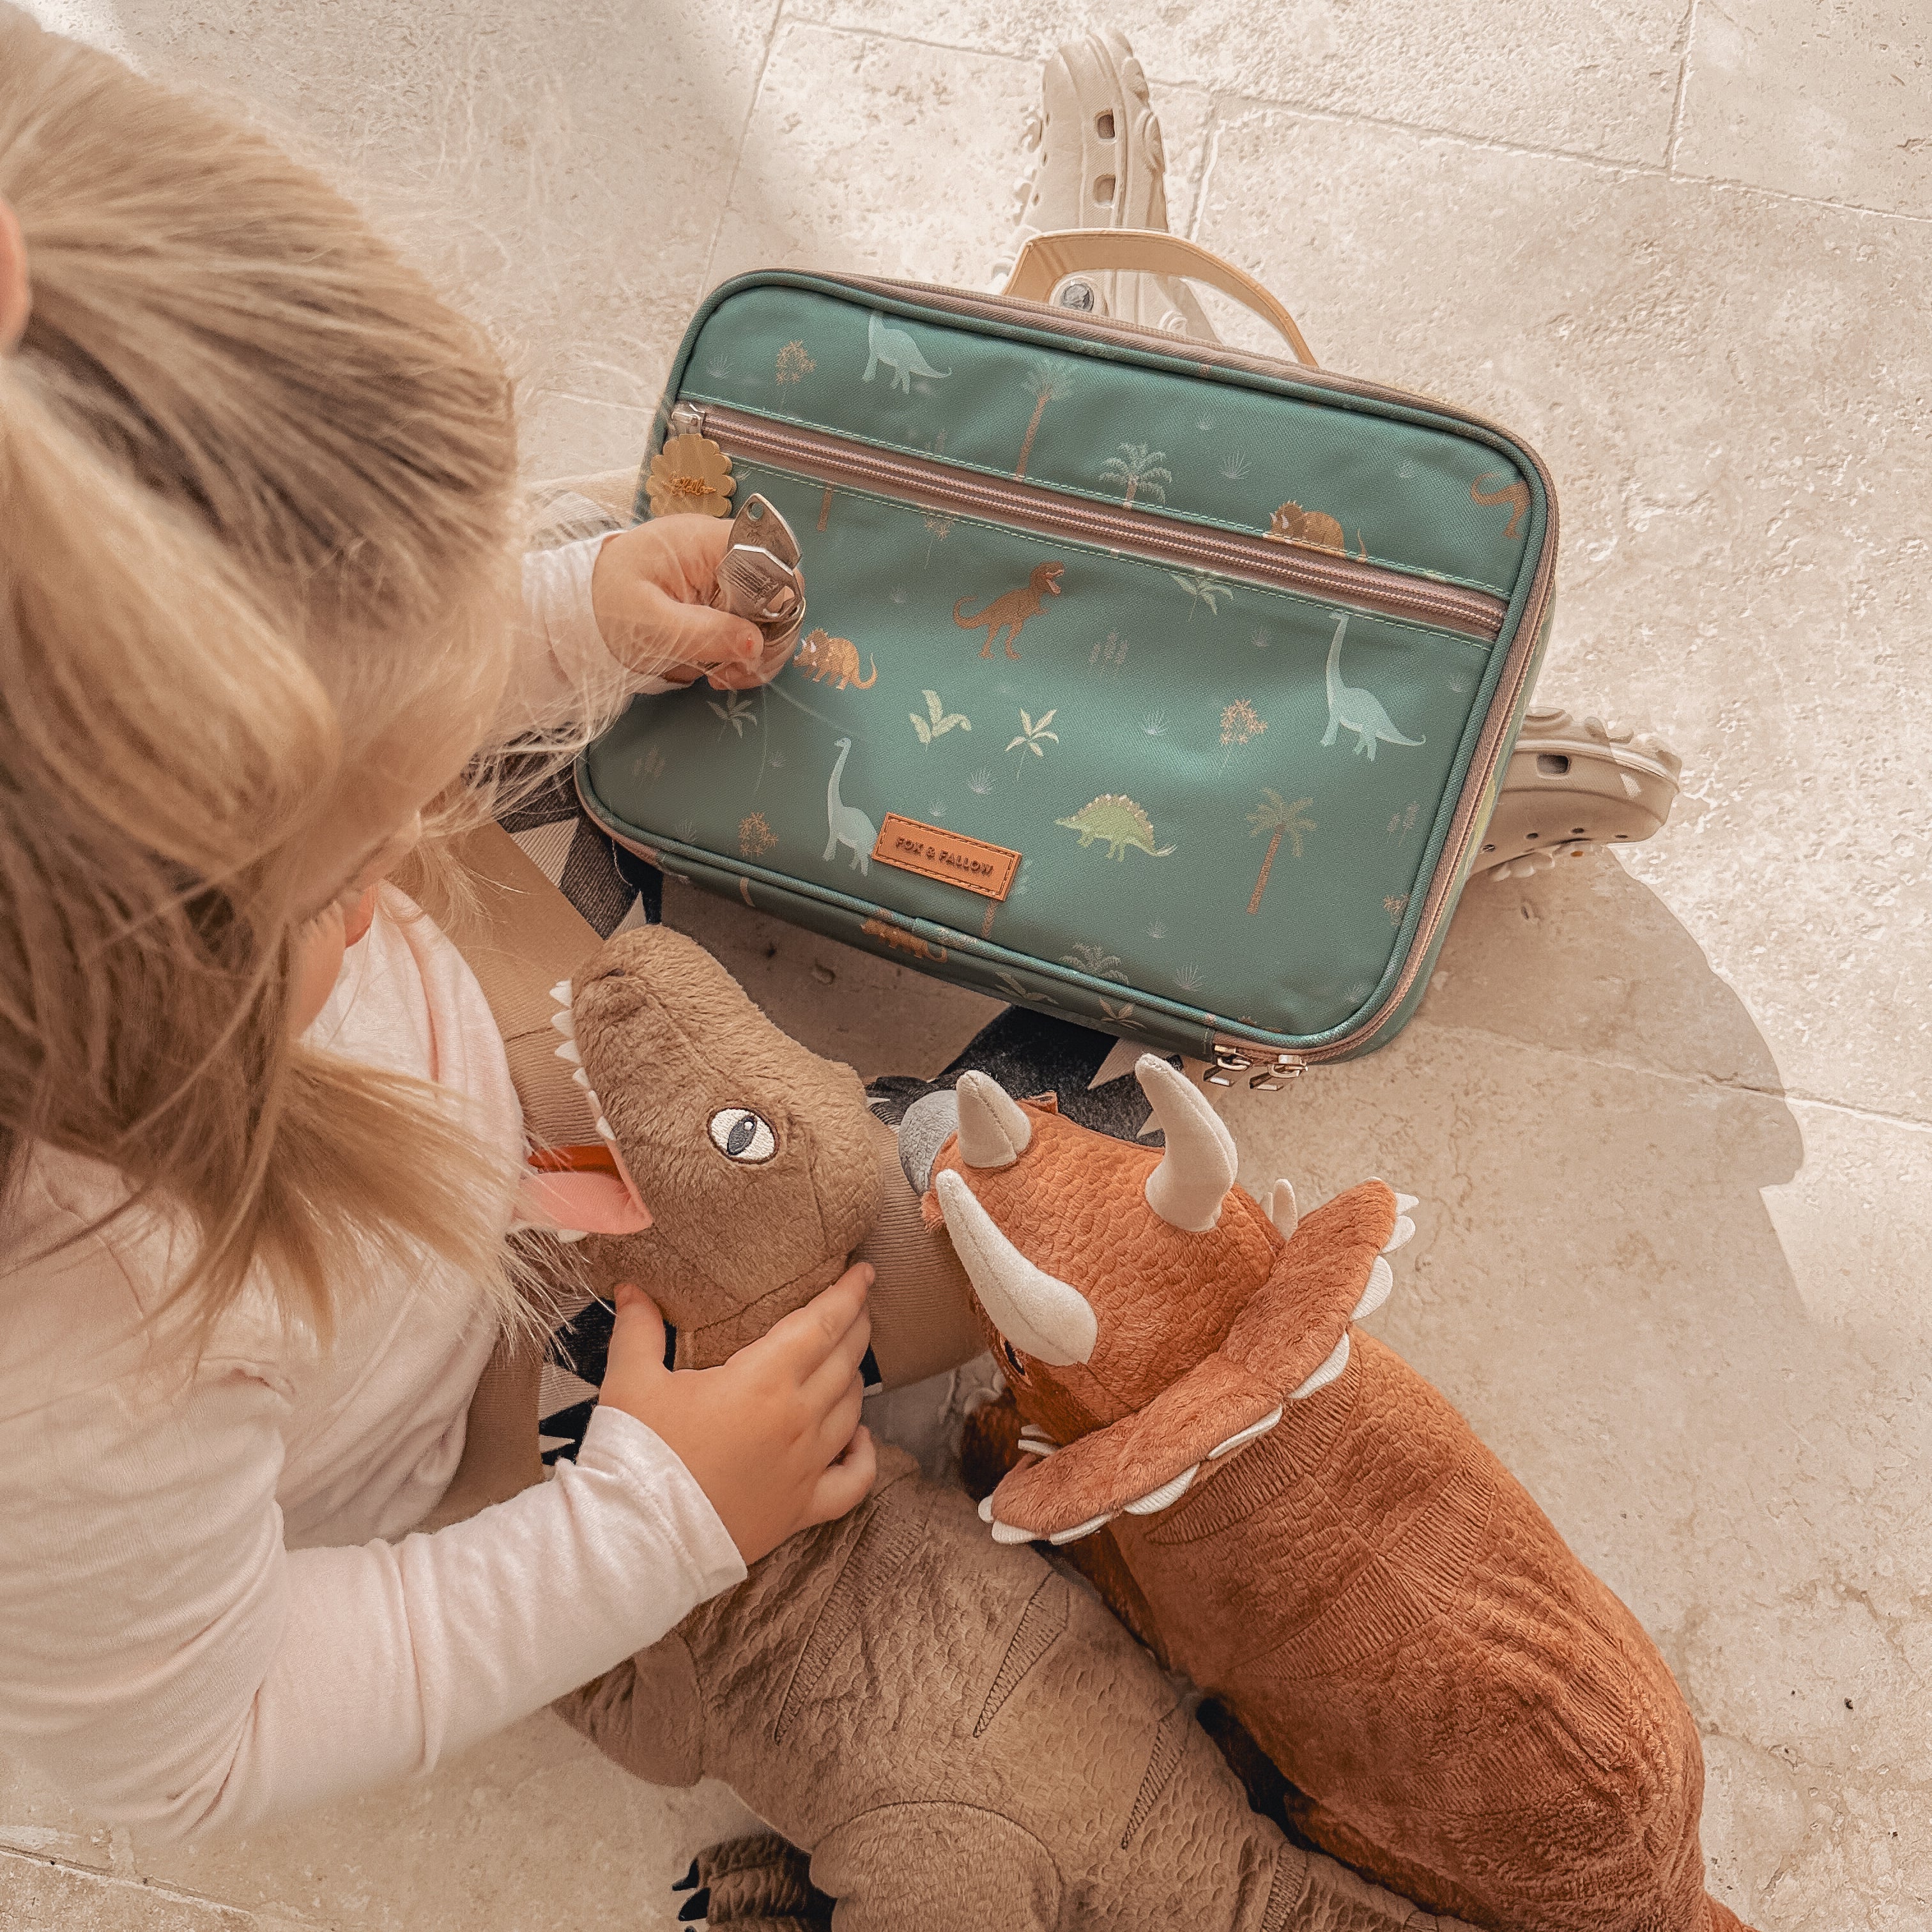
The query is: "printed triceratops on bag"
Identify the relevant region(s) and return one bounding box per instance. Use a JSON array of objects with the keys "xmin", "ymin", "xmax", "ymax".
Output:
[{"xmin": 924, "ymin": 1061, "xmax": 1754, "ymax": 1932}]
